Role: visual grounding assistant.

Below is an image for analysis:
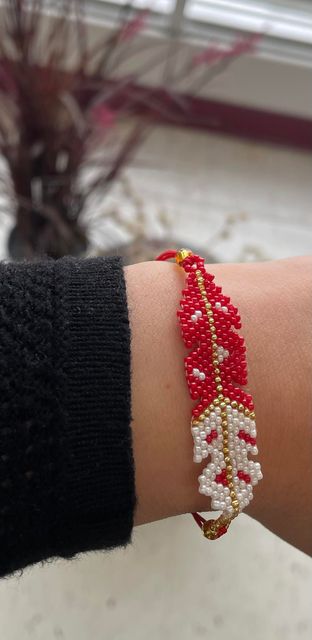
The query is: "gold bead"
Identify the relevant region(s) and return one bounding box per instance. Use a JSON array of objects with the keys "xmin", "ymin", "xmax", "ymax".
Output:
[
  {"xmin": 216, "ymin": 384, "xmax": 223, "ymax": 392},
  {"xmin": 232, "ymin": 499, "xmax": 239, "ymax": 509},
  {"xmin": 204, "ymin": 409, "xmax": 210, "ymax": 416},
  {"xmin": 250, "ymin": 411, "xmax": 256, "ymax": 419},
  {"xmin": 207, "ymin": 310, "xmax": 213, "ymax": 317},
  {"xmin": 192, "ymin": 420, "xmax": 199, "ymax": 426},
  {"xmin": 220, "ymin": 401, "xmax": 226, "ymax": 408},
  {"xmin": 215, "ymin": 367, "xmax": 220, "ymax": 374},
  {"xmin": 221, "ymin": 411, "xmax": 227, "ymax": 418},
  {"xmin": 227, "ymin": 464, "xmax": 233, "ymax": 472},
  {"xmin": 230, "ymin": 492, "xmax": 237, "ymax": 500},
  {"xmin": 224, "ymin": 456, "xmax": 231, "ymax": 464},
  {"xmin": 211, "ymin": 335, "xmax": 217, "ymax": 342},
  {"xmin": 238, "ymin": 403, "xmax": 244, "ymax": 411},
  {"xmin": 208, "ymin": 317, "xmax": 214, "ymax": 324},
  {"xmin": 215, "ymin": 376, "xmax": 221, "ymax": 383},
  {"xmin": 245, "ymin": 408, "xmax": 250, "ymax": 417},
  {"xmin": 176, "ymin": 248, "xmax": 192, "ymax": 264},
  {"xmin": 210, "ymin": 326, "xmax": 216, "ymax": 333},
  {"xmin": 199, "ymin": 414, "xmax": 205, "ymax": 421},
  {"xmin": 223, "ymin": 447, "xmax": 229, "ymax": 455},
  {"xmin": 231, "ymin": 400, "xmax": 238, "ymax": 408},
  {"xmin": 225, "ymin": 397, "xmax": 231, "ymax": 404},
  {"xmin": 213, "ymin": 358, "xmax": 219, "ymax": 366},
  {"xmin": 228, "ymin": 482, "xmax": 234, "ymax": 489},
  {"xmin": 222, "ymin": 429, "xmax": 228, "ymax": 437},
  {"xmin": 205, "ymin": 302, "xmax": 212, "ymax": 309},
  {"xmin": 209, "ymin": 403, "xmax": 215, "ymax": 411},
  {"xmin": 213, "ymin": 398, "xmax": 220, "ymax": 406},
  {"xmin": 195, "ymin": 269, "xmax": 201, "ymax": 275}
]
